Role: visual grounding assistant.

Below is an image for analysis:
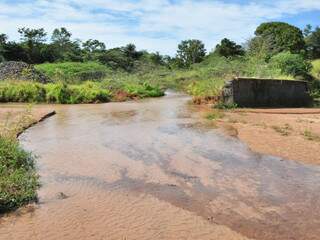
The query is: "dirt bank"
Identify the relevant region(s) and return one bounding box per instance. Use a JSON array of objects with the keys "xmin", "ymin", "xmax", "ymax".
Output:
[
  {"xmin": 215, "ymin": 108, "xmax": 320, "ymax": 165},
  {"xmin": 0, "ymin": 104, "xmax": 56, "ymax": 137}
]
